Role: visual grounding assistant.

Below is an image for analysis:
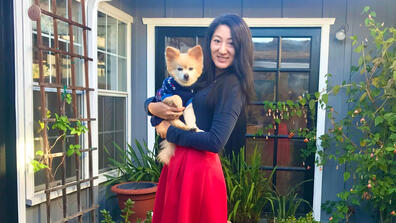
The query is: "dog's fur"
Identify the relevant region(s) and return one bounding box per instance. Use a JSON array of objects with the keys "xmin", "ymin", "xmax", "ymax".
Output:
[{"xmin": 157, "ymin": 45, "xmax": 203, "ymax": 165}]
